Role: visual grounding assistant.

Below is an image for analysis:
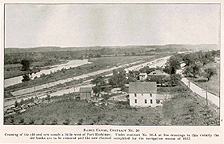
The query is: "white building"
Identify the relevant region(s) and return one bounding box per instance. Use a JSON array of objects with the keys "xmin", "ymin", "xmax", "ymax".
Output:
[
  {"xmin": 129, "ymin": 82, "xmax": 160, "ymax": 107},
  {"xmin": 139, "ymin": 73, "xmax": 148, "ymax": 81}
]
